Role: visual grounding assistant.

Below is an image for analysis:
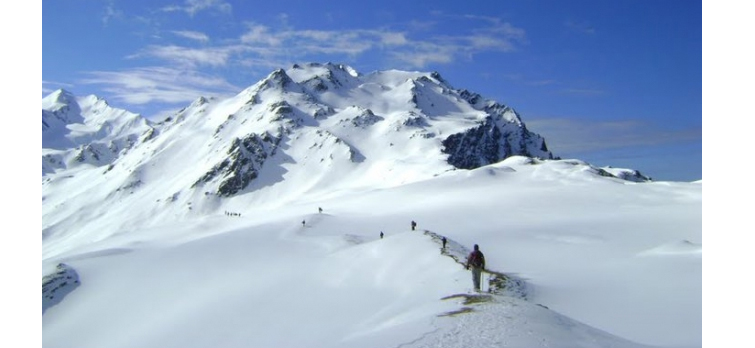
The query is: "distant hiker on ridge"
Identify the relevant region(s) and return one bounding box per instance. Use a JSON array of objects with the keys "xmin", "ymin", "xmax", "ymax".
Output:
[
  {"xmin": 442, "ymin": 237, "xmax": 447, "ymax": 250},
  {"xmin": 318, "ymin": 207, "xmax": 323, "ymax": 213},
  {"xmin": 411, "ymin": 220, "xmax": 417, "ymax": 231},
  {"xmin": 380, "ymin": 231, "xmax": 384, "ymax": 239},
  {"xmin": 302, "ymin": 220, "xmax": 305, "ymax": 227},
  {"xmin": 466, "ymin": 244, "xmax": 486, "ymax": 292}
]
